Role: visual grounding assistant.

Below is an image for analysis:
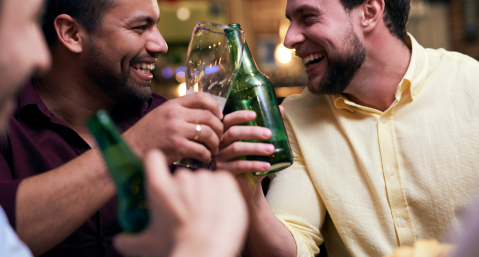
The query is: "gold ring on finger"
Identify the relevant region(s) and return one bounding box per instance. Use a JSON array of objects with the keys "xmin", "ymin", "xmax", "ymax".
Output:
[{"xmin": 193, "ymin": 124, "xmax": 201, "ymax": 141}]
